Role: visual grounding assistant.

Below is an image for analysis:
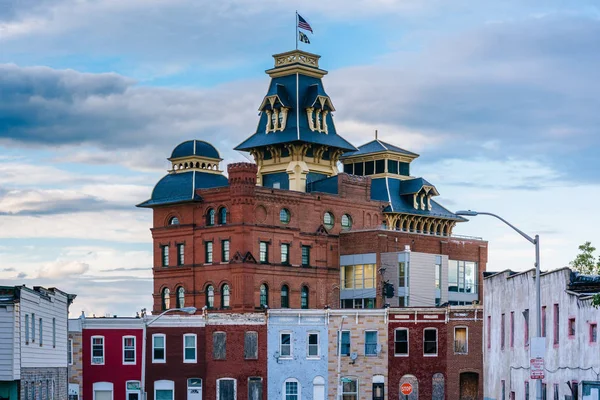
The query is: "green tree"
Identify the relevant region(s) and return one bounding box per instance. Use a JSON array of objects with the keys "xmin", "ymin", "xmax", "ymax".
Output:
[{"xmin": 569, "ymin": 241, "xmax": 600, "ymax": 307}]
